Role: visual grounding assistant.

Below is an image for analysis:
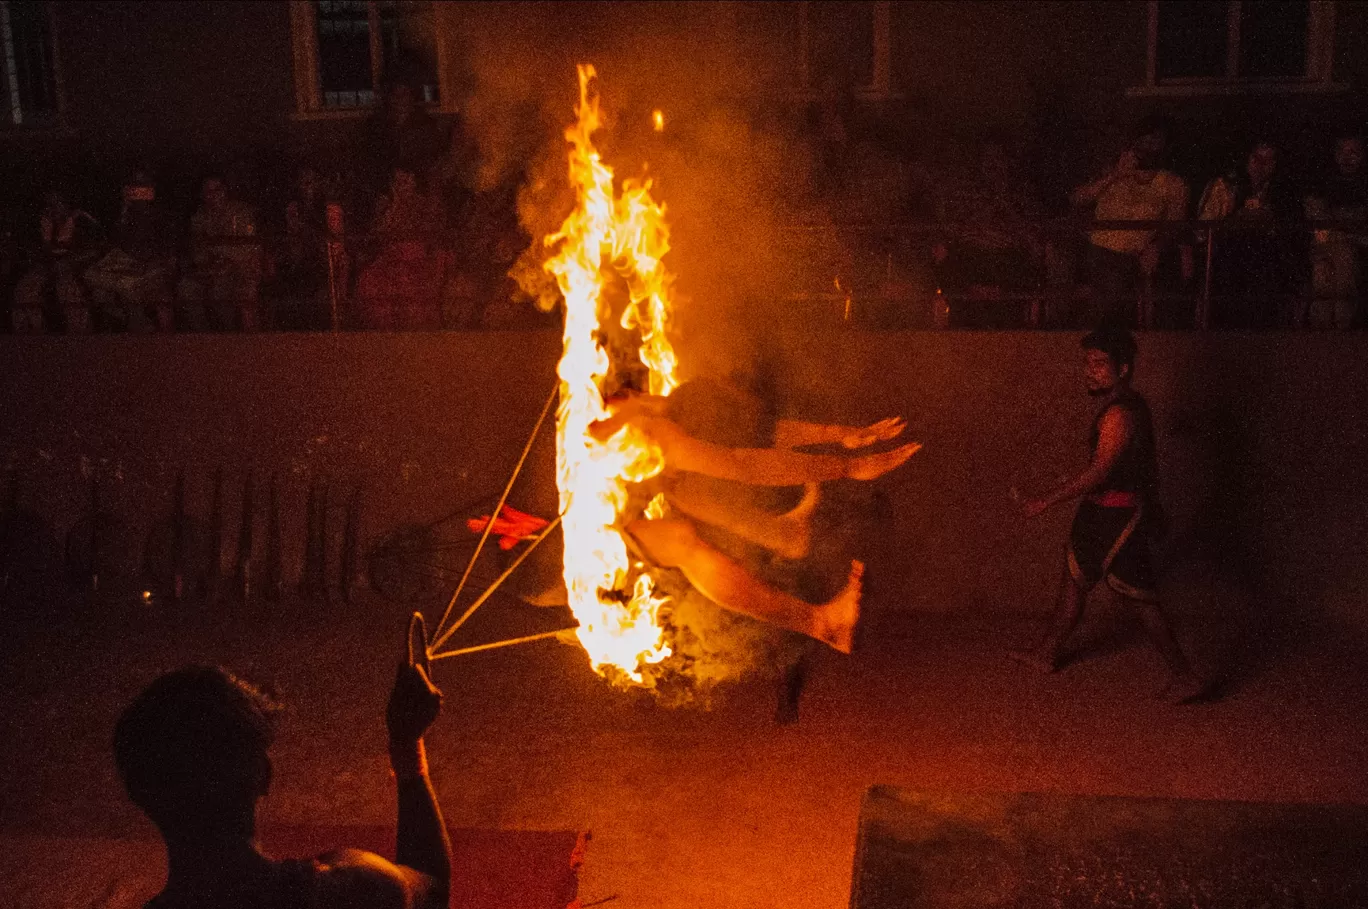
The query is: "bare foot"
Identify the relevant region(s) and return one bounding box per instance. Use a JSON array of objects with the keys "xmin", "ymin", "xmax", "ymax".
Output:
[
  {"xmin": 1007, "ymin": 648, "xmax": 1058, "ymax": 674},
  {"xmin": 772, "ymin": 484, "xmax": 821, "ymax": 560},
  {"xmin": 817, "ymin": 561, "xmax": 863, "ymax": 654},
  {"xmin": 1164, "ymin": 674, "xmax": 1207, "ymax": 705},
  {"xmin": 786, "ymin": 483, "xmax": 821, "ymax": 523},
  {"xmin": 848, "ymin": 442, "xmax": 922, "ymax": 481}
]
